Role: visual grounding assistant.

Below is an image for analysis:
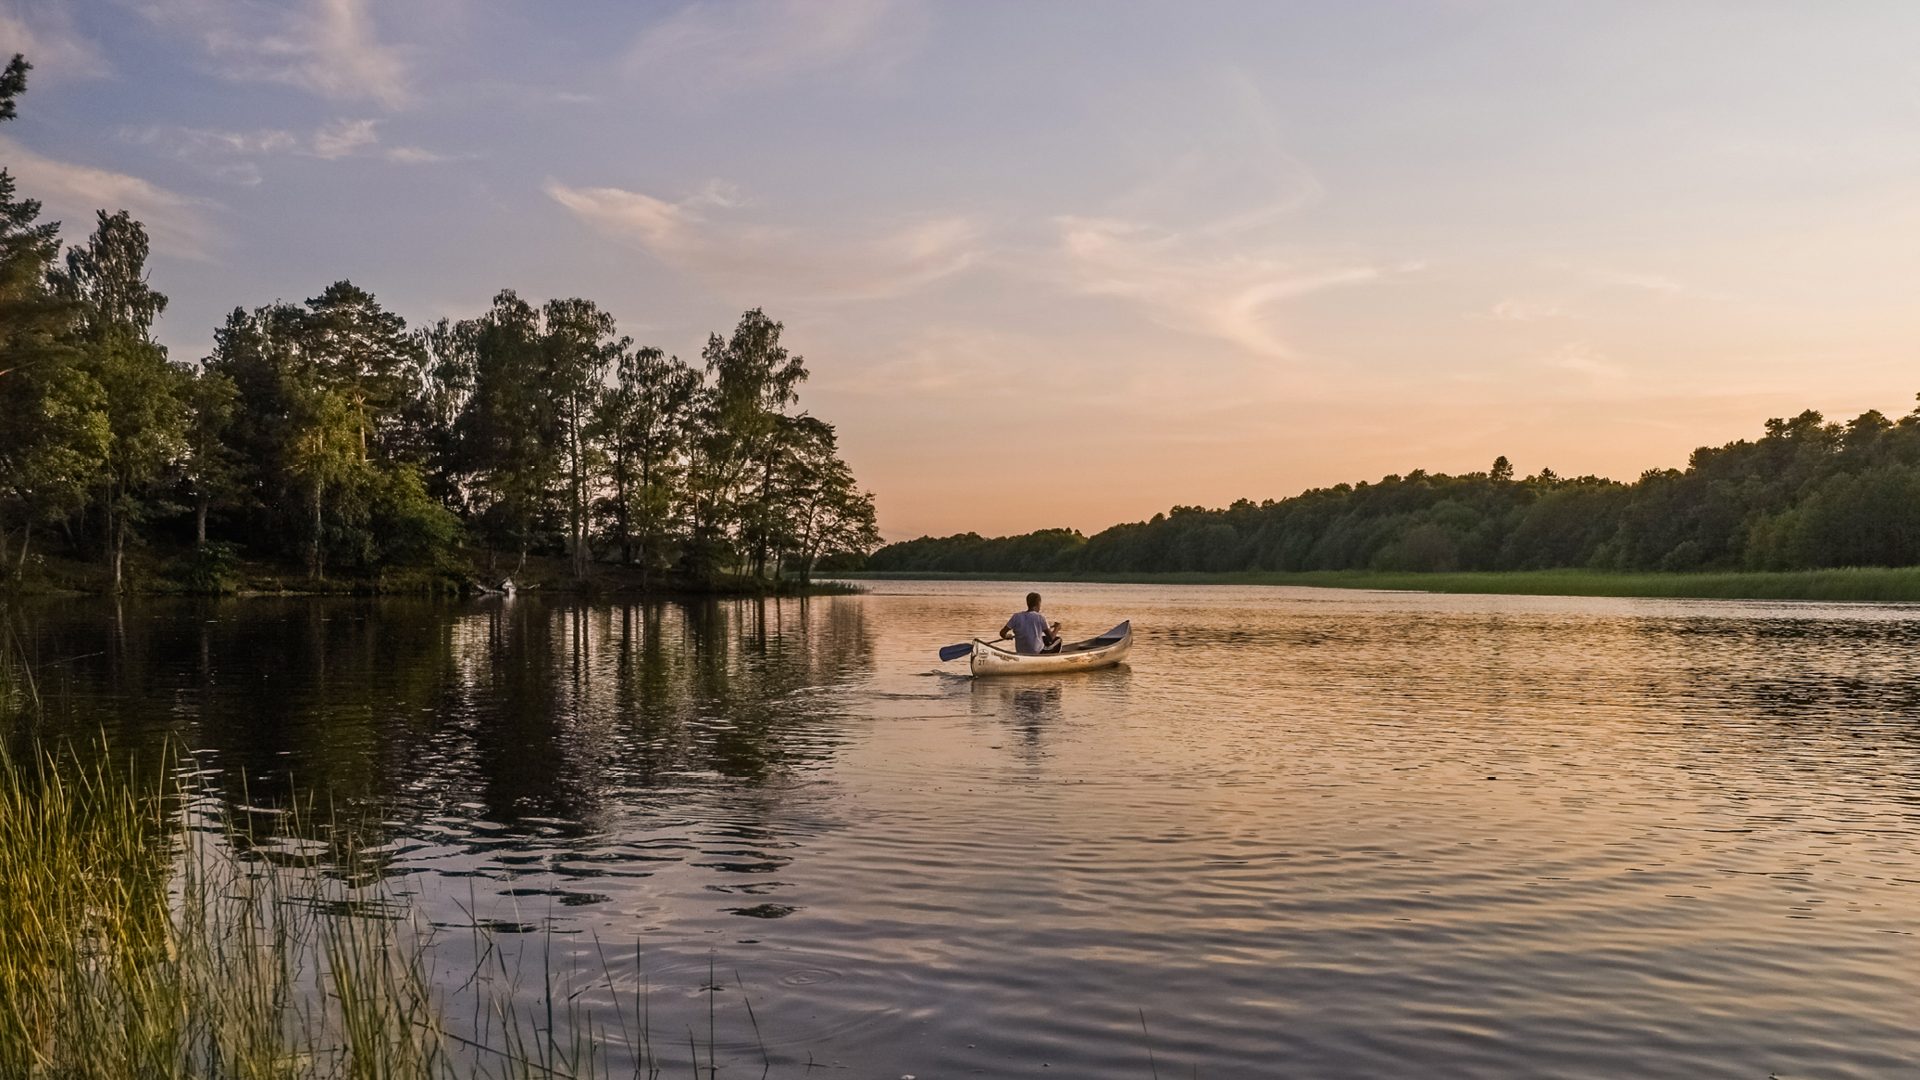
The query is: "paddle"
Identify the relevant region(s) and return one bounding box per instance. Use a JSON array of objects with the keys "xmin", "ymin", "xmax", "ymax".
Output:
[{"xmin": 937, "ymin": 640, "xmax": 977, "ymax": 662}]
